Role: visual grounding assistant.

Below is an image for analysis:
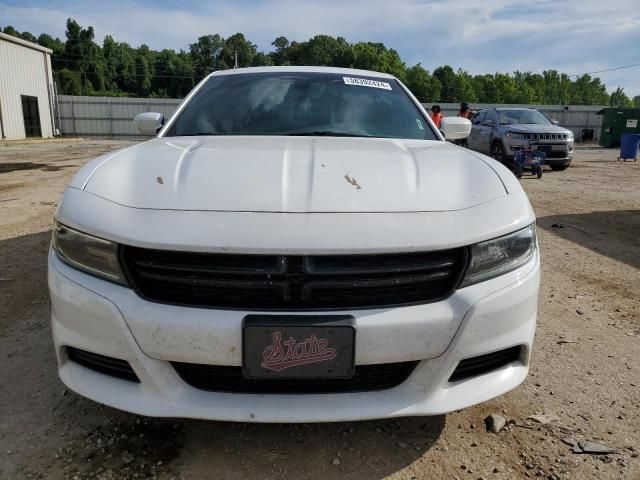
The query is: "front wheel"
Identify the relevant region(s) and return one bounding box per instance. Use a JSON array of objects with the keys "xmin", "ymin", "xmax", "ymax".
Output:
[
  {"xmin": 491, "ymin": 142, "xmax": 506, "ymax": 164},
  {"xmin": 513, "ymin": 164, "xmax": 523, "ymax": 178}
]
